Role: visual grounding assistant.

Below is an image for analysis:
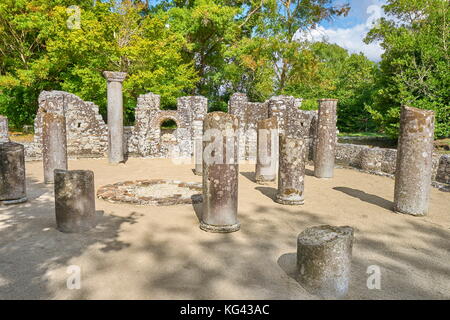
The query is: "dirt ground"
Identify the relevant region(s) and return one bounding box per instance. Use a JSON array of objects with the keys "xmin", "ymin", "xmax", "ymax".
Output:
[{"xmin": 0, "ymin": 158, "xmax": 449, "ymax": 300}]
